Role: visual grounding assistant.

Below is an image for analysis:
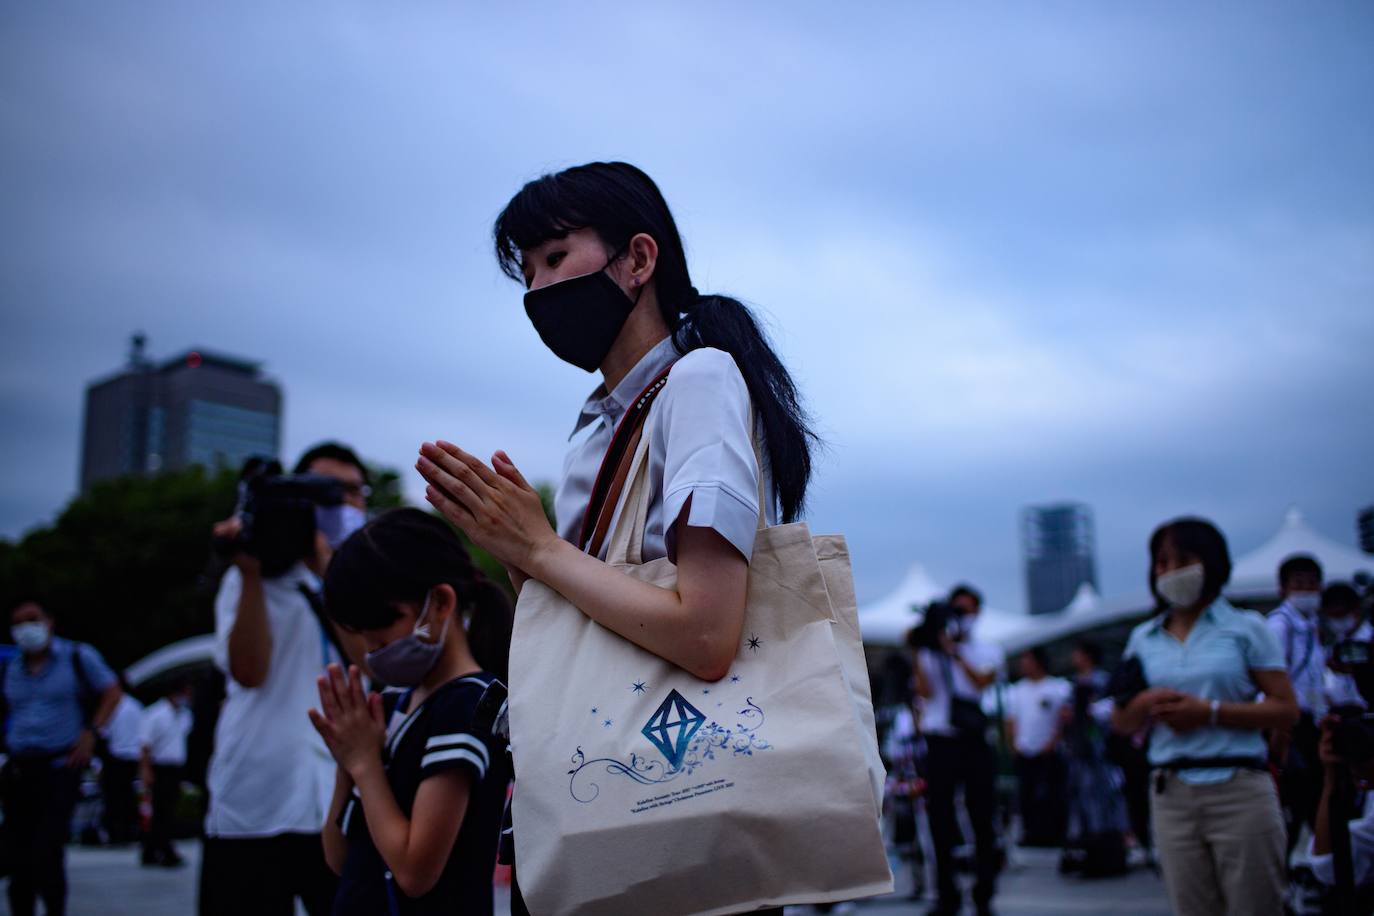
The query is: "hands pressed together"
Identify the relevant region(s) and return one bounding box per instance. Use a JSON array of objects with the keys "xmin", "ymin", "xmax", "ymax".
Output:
[
  {"xmin": 309, "ymin": 663, "xmax": 386, "ymax": 779},
  {"xmin": 415, "ymin": 442, "xmax": 558, "ymax": 586}
]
